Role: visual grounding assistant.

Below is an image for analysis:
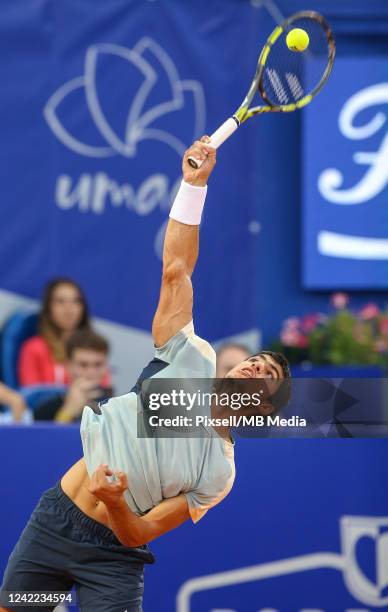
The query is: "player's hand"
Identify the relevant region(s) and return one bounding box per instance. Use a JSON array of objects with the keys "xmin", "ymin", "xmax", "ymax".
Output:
[
  {"xmin": 88, "ymin": 465, "xmax": 128, "ymax": 509},
  {"xmin": 182, "ymin": 136, "xmax": 216, "ymax": 187}
]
